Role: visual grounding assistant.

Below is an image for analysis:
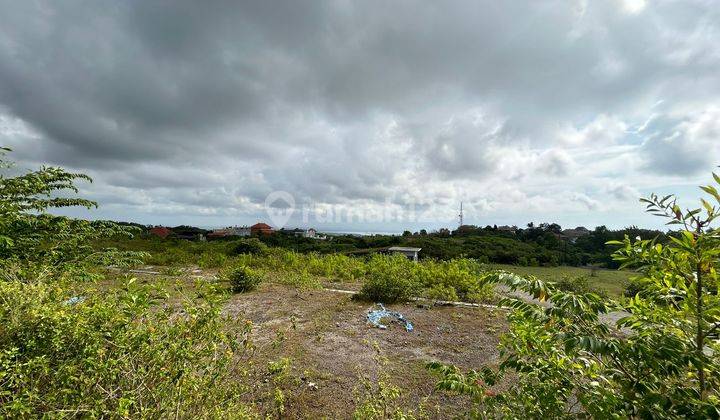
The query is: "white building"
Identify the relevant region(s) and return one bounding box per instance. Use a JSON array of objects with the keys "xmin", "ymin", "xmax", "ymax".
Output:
[
  {"xmin": 388, "ymin": 246, "xmax": 421, "ymax": 262},
  {"xmin": 209, "ymin": 225, "xmax": 250, "ymax": 238},
  {"xmin": 229, "ymin": 226, "xmax": 251, "ymax": 236}
]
